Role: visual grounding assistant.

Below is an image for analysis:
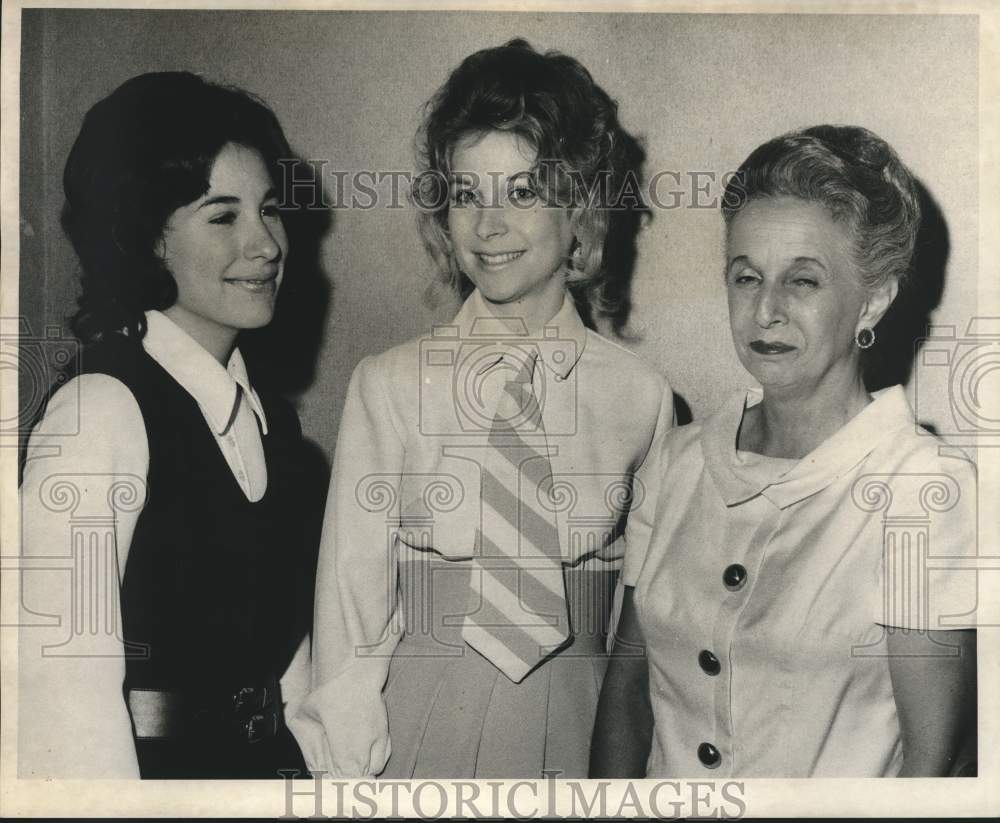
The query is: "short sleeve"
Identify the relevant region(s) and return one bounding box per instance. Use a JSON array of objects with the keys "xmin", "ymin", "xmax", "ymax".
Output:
[
  {"xmin": 874, "ymin": 446, "xmax": 979, "ymax": 631},
  {"xmin": 621, "ymin": 379, "xmax": 673, "ymax": 587}
]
